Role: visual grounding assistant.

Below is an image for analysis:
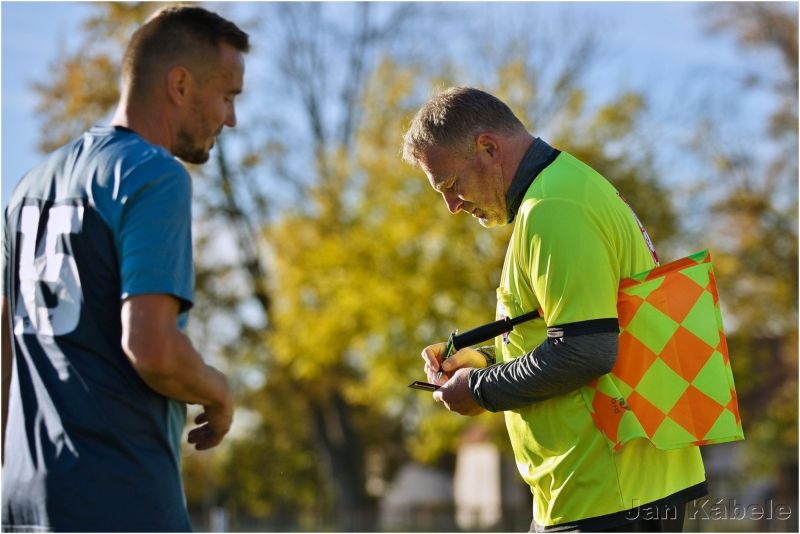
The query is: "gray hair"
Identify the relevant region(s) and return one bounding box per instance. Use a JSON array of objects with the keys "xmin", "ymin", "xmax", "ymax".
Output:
[{"xmin": 402, "ymin": 86, "xmax": 528, "ymax": 166}]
